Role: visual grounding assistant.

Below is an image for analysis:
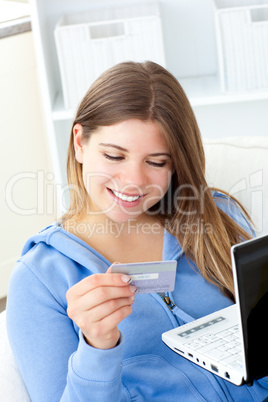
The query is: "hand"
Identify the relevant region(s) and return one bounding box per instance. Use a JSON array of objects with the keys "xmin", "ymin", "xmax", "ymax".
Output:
[{"xmin": 66, "ymin": 265, "xmax": 136, "ymax": 349}]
